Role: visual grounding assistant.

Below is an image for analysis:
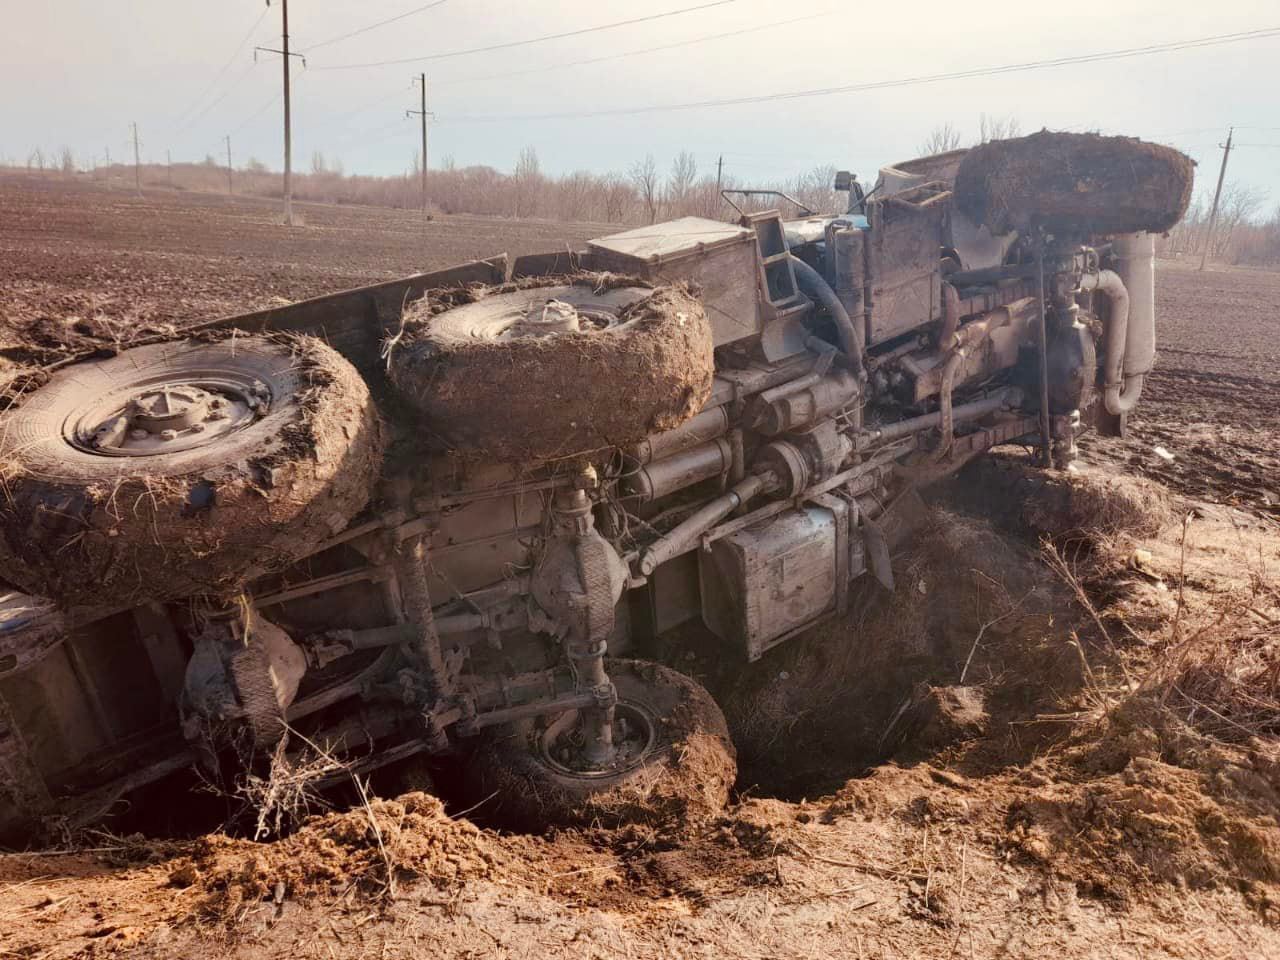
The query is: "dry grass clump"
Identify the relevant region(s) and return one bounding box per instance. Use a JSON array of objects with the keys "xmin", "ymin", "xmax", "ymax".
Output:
[{"xmin": 1023, "ymin": 468, "xmax": 1173, "ymax": 547}]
